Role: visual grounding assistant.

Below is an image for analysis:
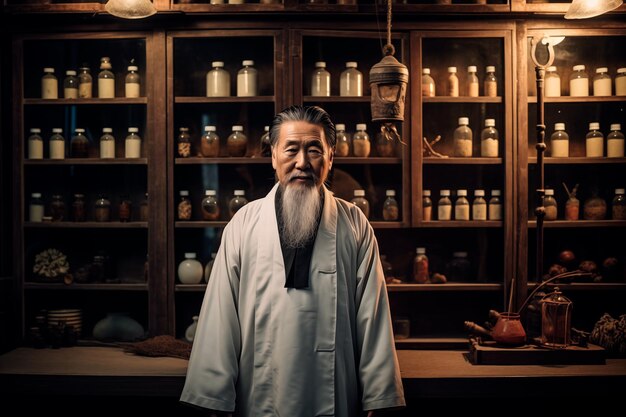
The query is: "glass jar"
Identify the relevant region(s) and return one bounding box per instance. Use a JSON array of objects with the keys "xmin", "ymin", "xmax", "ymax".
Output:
[
  {"xmin": 445, "ymin": 251, "xmax": 471, "ymax": 282},
  {"xmin": 480, "ymin": 118, "xmax": 498, "ymax": 157},
  {"xmin": 592, "ymin": 67, "xmax": 611, "ymax": 97},
  {"xmin": 472, "ymin": 189, "xmax": 487, "ymax": 220},
  {"xmin": 29, "ymin": 193, "xmax": 44, "ymax": 222},
  {"xmin": 585, "ymin": 122, "xmax": 604, "ymax": 157},
  {"xmin": 98, "ymin": 57, "xmax": 115, "ymax": 98},
  {"xmin": 41, "ymin": 67, "xmax": 58, "ymax": 99},
  {"xmin": 119, "ymin": 195, "xmax": 132, "ymax": 222},
  {"xmin": 453, "ymin": 117, "xmax": 473, "ymax": 157},
  {"xmin": 467, "ymin": 65, "xmax": 479, "ymax": 97},
  {"xmin": 438, "ymin": 189, "xmax": 452, "ymax": 221},
  {"xmin": 352, "ymin": 124, "xmax": 371, "ymax": 157},
  {"xmin": 583, "ymin": 193, "xmax": 607, "ymax": 220},
  {"xmin": 206, "ymin": 61, "xmax": 230, "ymax": 97},
  {"xmin": 50, "ymin": 194, "xmax": 65, "ymax": 221},
  {"xmin": 382, "ymin": 189, "xmax": 399, "ymax": 221},
  {"xmin": 447, "ymin": 66, "xmax": 459, "ymax": 97},
  {"xmin": 94, "ymin": 195, "xmax": 111, "ymax": 222},
  {"xmin": 543, "ymin": 189, "xmax": 558, "ymax": 221},
  {"xmin": 178, "ymin": 253, "xmax": 204, "ymax": 285},
  {"xmin": 100, "ymin": 127, "xmax": 115, "ymax": 159},
  {"xmin": 237, "ymin": 60, "xmax": 258, "ymax": 97},
  {"xmin": 72, "ymin": 193, "xmax": 86, "ymax": 222},
  {"xmin": 71, "ymin": 128, "xmax": 89, "ymax": 158},
  {"xmin": 612, "ymin": 188, "xmax": 626, "ymax": 220},
  {"xmin": 351, "ymin": 190, "xmax": 369, "ymax": 218},
  {"xmin": 413, "ymin": 247, "xmax": 429, "ymax": 284},
  {"xmin": 229, "ymin": 190, "xmax": 248, "ymax": 218},
  {"xmin": 201, "ymin": 125, "xmax": 220, "ymax": 157},
  {"xmin": 484, "ymin": 66, "xmax": 497, "ymax": 97},
  {"xmin": 616, "ymin": 67, "xmax": 626, "ymax": 96},
  {"xmin": 125, "ymin": 127, "xmax": 142, "ymax": 158},
  {"xmin": 335, "ymin": 124, "xmax": 351, "ymax": 157},
  {"xmin": 550, "ymin": 123, "xmax": 569, "ymax": 158},
  {"xmin": 488, "ymin": 189, "xmax": 502, "ymax": 220},
  {"xmin": 607, "ymin": 123, "xmax": 625, "ymax": 158},
  {"xmin": 78, "ymin": 65, "xmax": 93, "ymax": 98},
  {"xmin": 569, "ymin": 64, "xmax": 589, "ymax": 97},
  {"xmin": 454, "ymin": 189, "xmax": 470, "ymax": 220},
  {"xmin": 422, "ymin": 189, "xmax": 432, "ymax": 221},
  {"xmin": 139, "ymin": 193, "xmax": 149, "ymax": 221},
  {"xmin": 125, "ymin": 65, "xmax": 140, "ymax": 98},
  {"xmin": 177, "ymin": 127, "xmax": 191, "ymax": 158},
  {"xmin": 311, "ymin": 61, "xmax": 331, "ymax": 97},
  {"xmin": 63, "ymin": 70, "xmax": 78, "ymax": 99},
  {"xmin": 259, "ymin": 125, "xmax": 271, "ymax": 157},
  {"xmin": 544, "ymin": 66, "xmax": 561, "ymax": 97},
  {"xmin": 178, "ymin": 190, "xmax": 192, "ymax": 220},
  {"xmin": 422, "ymin": 68, "xmax": 435, "ymax": 97},
  {"xmin": 227, "ymin": 125, "xmax": 248, "ymax": 157},
  {"xmin": 49, "ymin": 128, "xmax": 65, "ymax": 160},
  {"xmin": 340, "ymin": 61, "xmax": 363, "ymax": 97},
  {"xmin": 27, "ymin": 128, "xmax": 43, "ymax": 159},
  {"xmin": 375, "ymin": 131, "xmax": 395, "ymax": 157},
  {"xmin": 201, "ymin": 190, "xmax": 220, "ymax": 220},
  {"xmin": 565, "ymin": 194, "xmax": 579, "ymax": 221}
]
